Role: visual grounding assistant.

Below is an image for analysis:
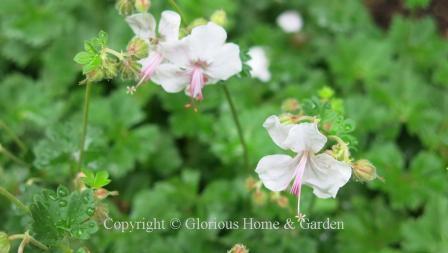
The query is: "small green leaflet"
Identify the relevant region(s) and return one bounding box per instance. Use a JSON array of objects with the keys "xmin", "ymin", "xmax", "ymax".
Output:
[{"xmin": 82, "ymin": 169, "xmax": 112, "ymax": 189}]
